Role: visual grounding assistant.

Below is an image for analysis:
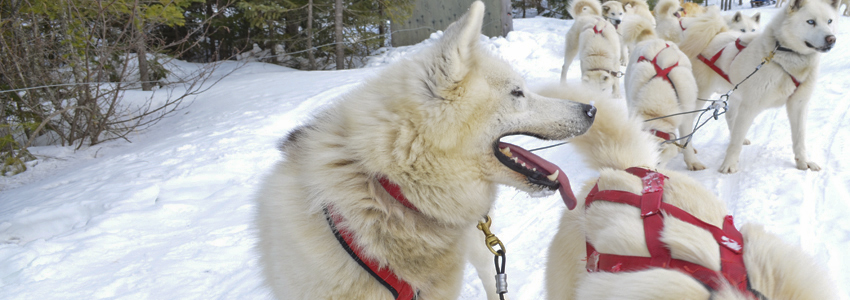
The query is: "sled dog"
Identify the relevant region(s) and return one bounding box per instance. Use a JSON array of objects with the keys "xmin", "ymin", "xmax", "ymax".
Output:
[
  {"xmin": 654, "ymin": 0, "xmax": 686, "ymax": 43},
  {"xmin": 681, "ymin": 0, "xmax": 839, "ymax": 173},
  {"xmin": 561, "ymin": 13, "xmax": 623, "ymax": 96},
  {"xmin": 536, "ymin": 84, "xmax": 837, "ymax": 300},
  {"xmin": 255, "ymin": 2, "xmax": 596, "ymax": 299},
  {"xmin": 602, "ymin": 0, "xmax": 627, "ymax": 27},
  {"xmin": 725, "ymin": 11, "xmax": 761, "ymax": 33},
  {"xmin": 619, "ymin": 15, "xmax": 703, "ymax": 170},
  {"xmin": 602, "ymin": 0, "xmax": 632, "ymax": 65}
]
